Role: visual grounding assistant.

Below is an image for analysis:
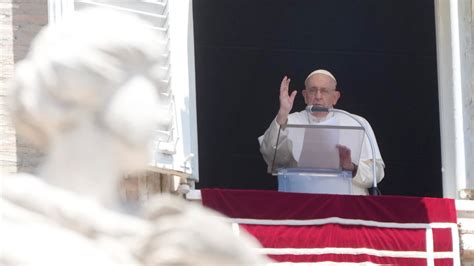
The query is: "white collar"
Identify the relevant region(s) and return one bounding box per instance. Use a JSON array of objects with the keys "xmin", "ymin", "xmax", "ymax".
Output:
[{"xmin": 306, "ymin": 110, "xmax": 334, "ymax": 124}]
